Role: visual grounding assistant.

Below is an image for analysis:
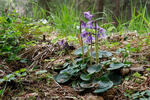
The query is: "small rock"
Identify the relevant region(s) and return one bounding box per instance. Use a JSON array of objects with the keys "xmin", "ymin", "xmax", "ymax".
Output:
[
  {"xmin": 122, "ymin": 41, "xmax": 129, "ymax": 45},
  {"xmin": 86, "ymin": 95, "xmax": 104, "ymax": 100},
  {"xmin": 121, "ymin": 68, "xmax": 130, "ymax": 75}
]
